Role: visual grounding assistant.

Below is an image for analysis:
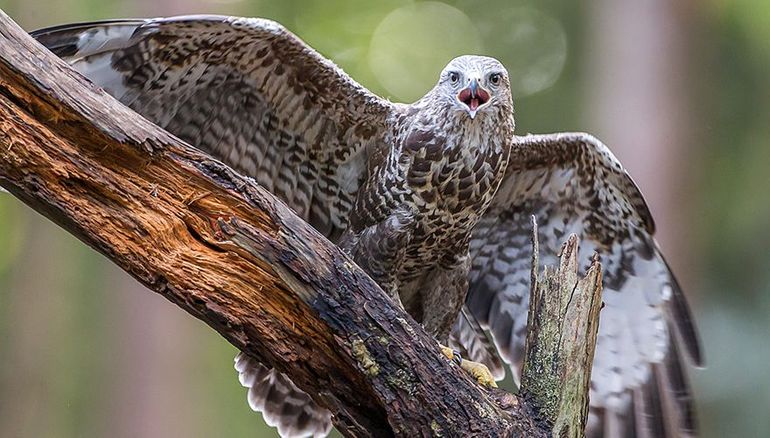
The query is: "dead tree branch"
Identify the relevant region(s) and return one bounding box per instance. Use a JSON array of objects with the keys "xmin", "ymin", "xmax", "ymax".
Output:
[{"xmin": 0, "ymin": 10, "xmax": 601, "ymax": 437}]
